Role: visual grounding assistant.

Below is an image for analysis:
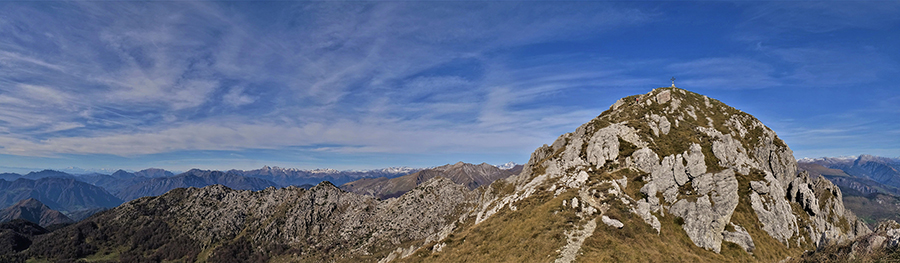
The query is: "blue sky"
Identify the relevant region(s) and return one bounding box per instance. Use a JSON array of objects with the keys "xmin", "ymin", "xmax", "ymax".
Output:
[{"xmin": 0, "ymin": 1, "xmax": 898, "ymax": 173}]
